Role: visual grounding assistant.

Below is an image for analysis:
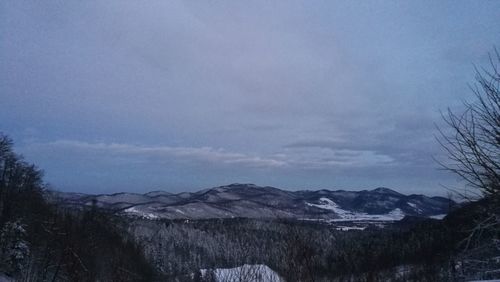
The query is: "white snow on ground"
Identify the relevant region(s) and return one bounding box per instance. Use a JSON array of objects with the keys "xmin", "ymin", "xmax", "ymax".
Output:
[
  {"xmin": 174, "ymin": 209, "xmax": 185, "ymax": 215},
  {"xmin": 307, "ymin": 198, "xmax": 406, "ymax": 221},
  {"xmin": 335, "ymin": 226, "xmax": 366, "ymax": 231},
  {"xmin": 429, "ymin": 214, "xmax": 447, "ymax": 220},
  {"xmin": 124, "ymin": 206, "xmax": 158, "ymax": 219},
  {"xmin": 0, "ymin": 273, "xmax": 13, "ymax": 282},
  {"xmin": 407, "ymin": 202, "xmax": 417, "ymax": 208},
  {"xmin": 407, "ymin": 202, "xmax": 423, "ymax": 213},
  {"xmin": 200, "ymin": 264, "xmax": 284, "ymax": 282}
]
